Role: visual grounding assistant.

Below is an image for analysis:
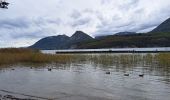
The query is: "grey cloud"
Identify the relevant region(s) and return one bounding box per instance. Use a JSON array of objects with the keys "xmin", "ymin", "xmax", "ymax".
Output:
[
  {"xmin": 0, "ymin": 17, "xmax": 62, "ymax": 30},
  {"xmin": 11, "ymin": 30, "xmax": 47, "ymax": 39},
  {"xmin": 95, "ymin": 19, "xmax": 161, "ymax": 36},
  {"xmin": 94, "ymin": 0, "xmax": 170, "ymax": 36},
  {"xmin": 33, "ymin": 17, "xmax": 62, "ymax": 26},
  {"xmin": 95, "ymin": 20, "xmax": 162, "ymax": 36},
  {"xmin": 0, "ymin": 16, "xmax": 63, "ymax": 47},
  {"xmin": 0, "ymin": 0, "xmax": 170, "ymax": 47},
  {"xmin": 47, "ymin": 19, "xmax": 62, "ymax": 25},
  {"xmin": 118, "ymin": 0, "xmax": 139, "ymax": 11},
  {"xmin": 0, "ymin": 18, "xmax": 31, "ymax": 29},
  {"xmin": 71, "ymin": 17, "xmax": 91, "ymax": 27},
  {"xmin": 100, "ymin": 0, "xmax": 112, "ymax": 4},
  {"xmin": 70, "ymin": 10, "xmax": 82, "ymax": 19},
  {"xmin": 138, "ymin": 23, "xmax": 159, "ymax": 31}
]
